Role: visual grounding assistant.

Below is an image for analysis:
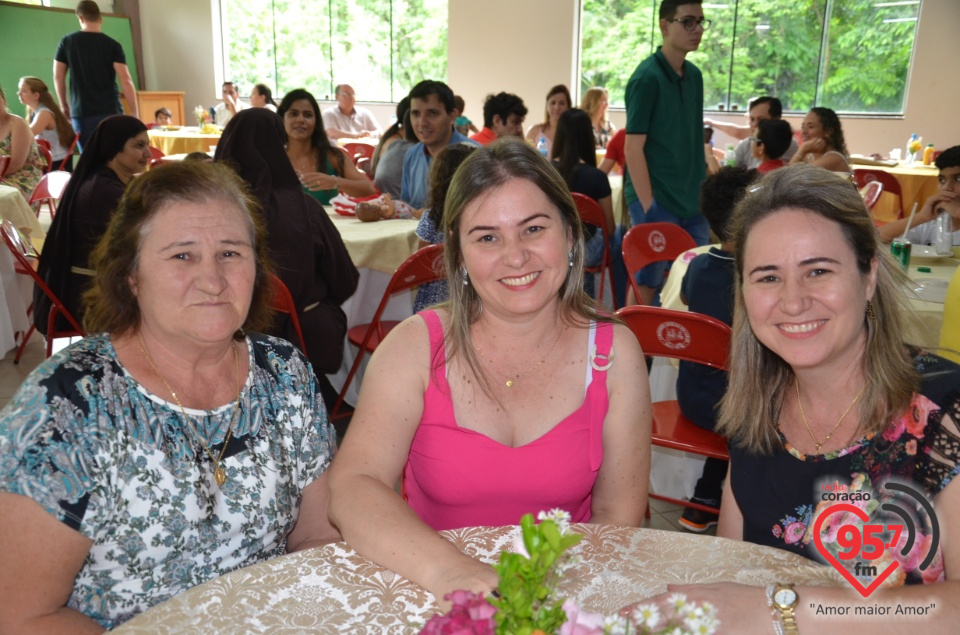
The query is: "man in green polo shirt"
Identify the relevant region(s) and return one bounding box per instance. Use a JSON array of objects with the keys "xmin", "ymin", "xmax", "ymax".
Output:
[{"xmin": 623, "ymin": 0, "xmax": 710, "ymax": 305}]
